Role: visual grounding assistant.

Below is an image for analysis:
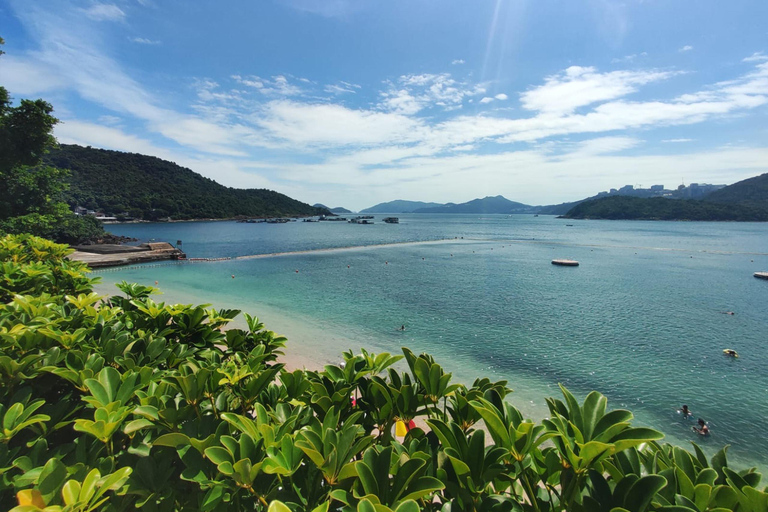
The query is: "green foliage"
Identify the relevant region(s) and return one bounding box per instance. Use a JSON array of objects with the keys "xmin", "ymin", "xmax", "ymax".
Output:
[
  {"xmin": 563, "ymin": 196, "xmax": 768, "ymax": 221},
  {"xmin": 1, "ymin": 236, "xmax": 765, "ymax": 511},
  {"xmin": 45, "ymin": 144, "xmax": 329, "ymax": 220},
  {"xmin": 0, "ymin": 41, "xmax": 105, "ymax": 244}
]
